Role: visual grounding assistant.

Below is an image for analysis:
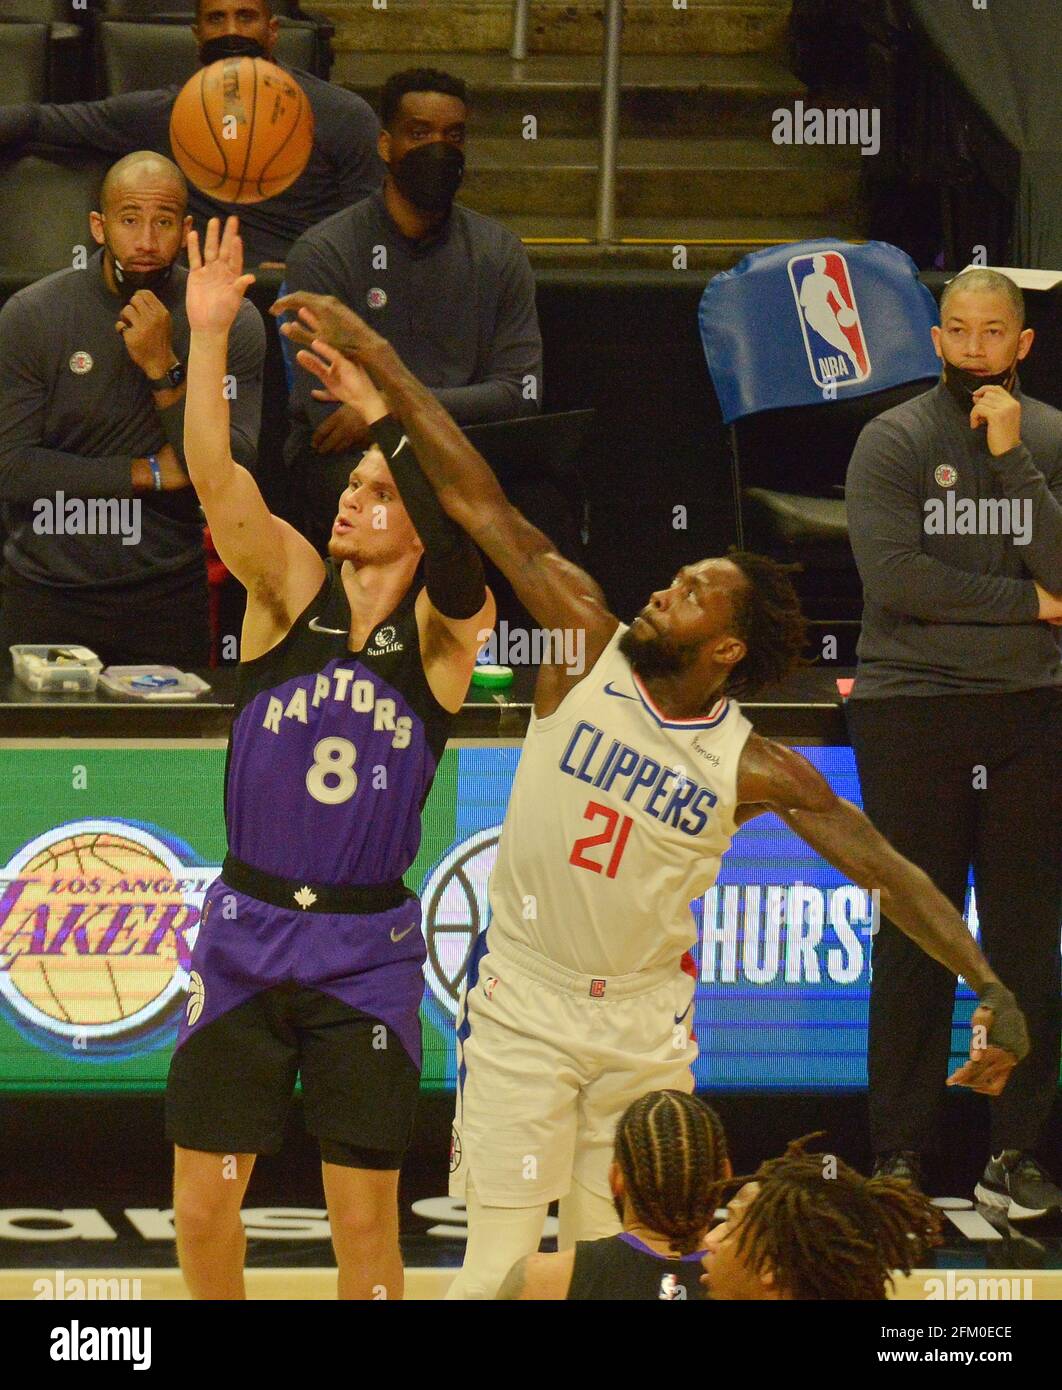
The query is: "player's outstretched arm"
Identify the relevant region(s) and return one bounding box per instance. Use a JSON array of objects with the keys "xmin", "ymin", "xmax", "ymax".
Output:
[
  {"xmin": 186, "ymin": 218, "xmax": 323, "ymax": 603},
  {"xmin": 272, "ymin": 293, "xmax": 618, "ymax": 658},
  {"xmin": 735, "ymin": 733, "xmax": 1030, "ymax": 1095}
]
